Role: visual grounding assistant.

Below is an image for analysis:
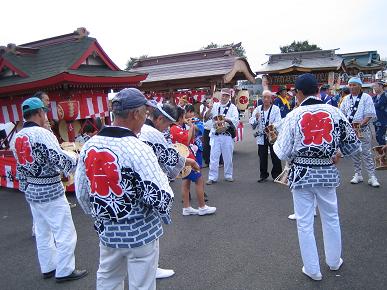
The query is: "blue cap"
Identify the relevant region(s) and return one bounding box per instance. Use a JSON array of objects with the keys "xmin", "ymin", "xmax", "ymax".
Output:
[
  {"xmin": 112, "ymin": 88, "xmax": 152, "ymax": 111},
  {"xmin": 348, "ymin": 77, "xmax": 362, "ymax": 86},
  {"xmin": 295, "ymin": 73, "xmax": 318, "ymax": 94},
  {"xmin": 22, "ymin": 97, "xmax": 48, "ymax": 114}
]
